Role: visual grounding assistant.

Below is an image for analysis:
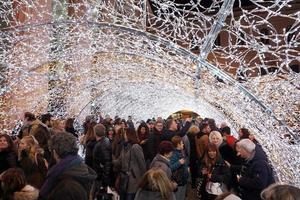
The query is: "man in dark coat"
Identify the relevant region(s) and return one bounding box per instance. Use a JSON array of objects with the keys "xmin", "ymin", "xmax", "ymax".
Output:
[
  {"xmin": 236, "ymin": 139, "xmax": 275, "ymax": 200},
  {"xmin": 145, "ymin": 120, "xmax": 164, "ymax": 164},
  {"xmin": 92, "ymin": 124, "xmax": 112, "ymax": 188},
  {"xmin": 162, "ymin": 118, "xmax": 192, "ymax": 141},
  {"xmin": 39, "ymin": 132, "xmax": 97, "ymax": 200}
]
